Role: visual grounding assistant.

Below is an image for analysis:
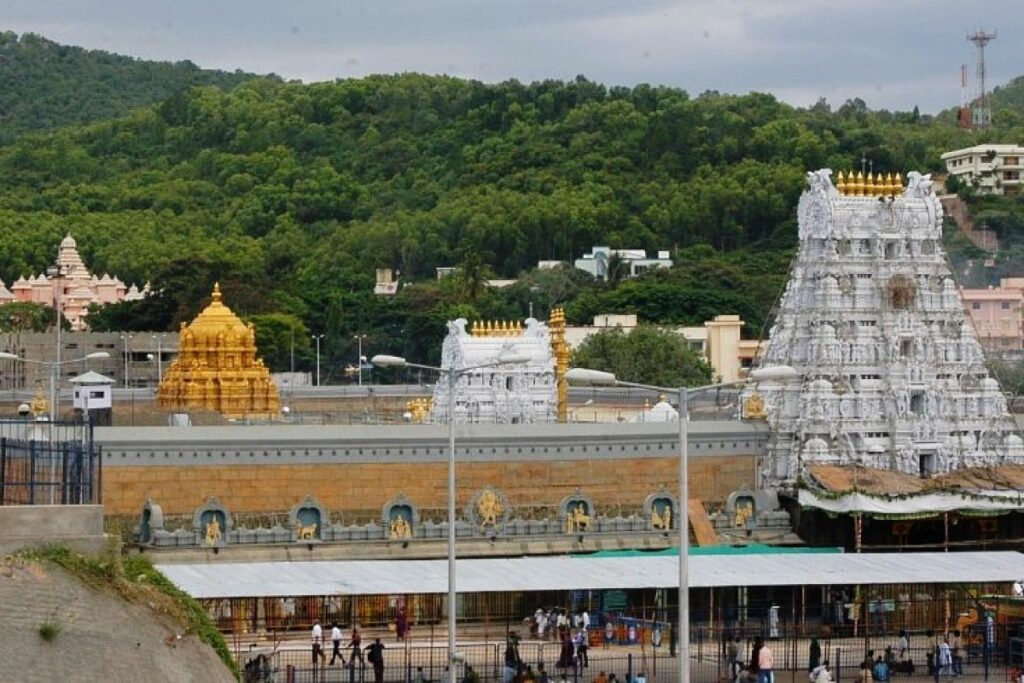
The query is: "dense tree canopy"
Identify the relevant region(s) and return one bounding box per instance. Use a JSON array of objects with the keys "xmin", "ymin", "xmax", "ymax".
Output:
[
  {"xmin": 571, "ymin": 326, "xmax": 713, "ymax": 387},
  {"xmin": 0, "ymin": 32, "xmax": 258, "ymax": 144},
  {"xmin": 2, "ymin": 39, "xmax": 1024, "ymax": 374}
]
